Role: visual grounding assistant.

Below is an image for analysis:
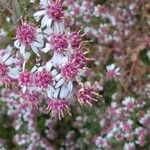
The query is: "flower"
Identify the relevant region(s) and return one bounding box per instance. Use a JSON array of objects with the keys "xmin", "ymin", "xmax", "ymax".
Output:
[
  {"xmin": 47, "ymin": 99, "xmax": 71, "ymax": 119},
  {"xmin": 69, "ymin": 31, "xmax": 82, "ymax": 49},
  {"xmin": 18, "ymin": 72, "xmax": 34, "ymax": 87},
  {"xmin": 49, "ymin": 33, "xmax": 68, "ymax": 53},
  {"xmin": 35, "ymin": 70, "xmax": 53, "ymax": 89},
  {"xmin": 139, "ymin": 112, "xmax": 150, "ymax": 129},
  {"xmin": 124, "ymin": 142, "xmax": 135, "ymax": 150},
  {"xmin": 34, "ymin": 0, "xmax": 65, "ymax": 32},
  {"xmin": 21, "ymin": 91, "xmax": 39, "ymax": 107},
  {"xmin": 106, "ymin": 63, "xmax": 120, "ymax": 79},
  {"xmin": 95, "ymin": 136, "xmax": 108, "ymax": 149},
  {"xmin": 14, "ymin": 22, "xmax": 44, "ymax": 58},
  {"xmin": 76, "ymin": 83, "xmax": 98, "ymax": 106},
  {"xmin": 0, "ymin": 46, "xmax": 20, "ymax": 85},
  {"xmin": 71, "ymin": 50, "xmax": 87, "ymax": 68},
  {"xmin": 122, "ymin": 97, "xmax": 135, "ymax": 111},
  {"xmin": 61, "ymin": 63, "xmax": 78, "ymax": 80}
]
